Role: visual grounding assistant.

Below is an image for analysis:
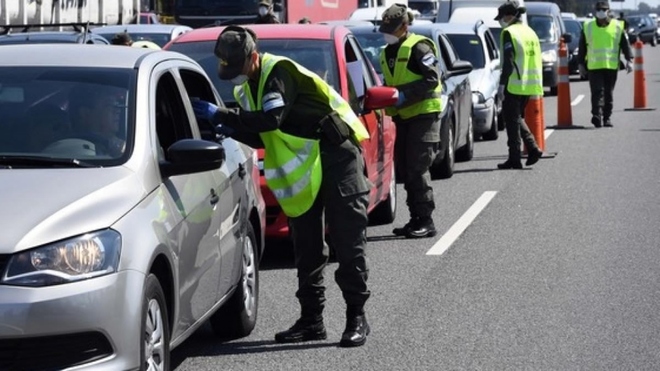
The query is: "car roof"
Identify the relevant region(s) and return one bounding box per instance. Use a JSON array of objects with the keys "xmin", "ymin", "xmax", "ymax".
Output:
[
  {"xmin": 0, "ymin": 31, "xmax": 106, "ymax": 44},
  {"xmin": 449, "ymin": 7, "xmax": 500, "ymax": 29},
  {"xmin": 173, "ymin": 24, "xmax": 350, "ymax": 44},
  {"xmin": 431, "ymin": 21, "xmax": 486, "ymax": 35},
  {"xmin": 0, "ymin": 44, "xmax": 186, "ymax": 68},
  {"xmin": 92, "ymin": 24, "xmax": 192, "ymax": 34}
]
